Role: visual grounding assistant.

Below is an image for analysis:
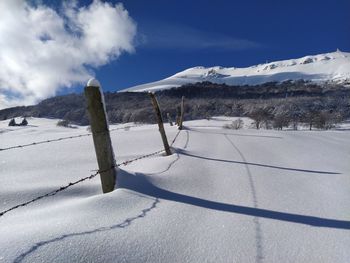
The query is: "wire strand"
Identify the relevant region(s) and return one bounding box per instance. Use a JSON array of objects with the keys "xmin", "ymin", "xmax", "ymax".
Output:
[
  {"xmin": 0, "ymin": 125, "xmax": 136, "ymax": 152},
  {"xmin": 0, "ymin": 128, "xmax": 181, "ymax": 218}
]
